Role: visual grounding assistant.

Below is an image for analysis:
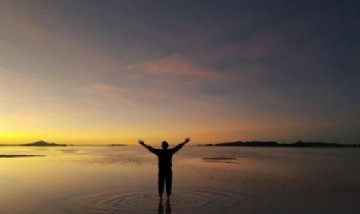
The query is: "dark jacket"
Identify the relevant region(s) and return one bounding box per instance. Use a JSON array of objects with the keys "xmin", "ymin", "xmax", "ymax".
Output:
[{"xmin": 144, "ymin": 144, "xmax": 184, "ymax": 170}]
